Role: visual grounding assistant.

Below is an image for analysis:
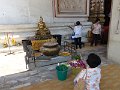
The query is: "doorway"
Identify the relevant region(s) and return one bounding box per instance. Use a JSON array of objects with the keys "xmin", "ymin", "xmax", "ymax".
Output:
[{"xmin": 89, "ymin": 0, "xmax": 112, "ymax": 44}]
